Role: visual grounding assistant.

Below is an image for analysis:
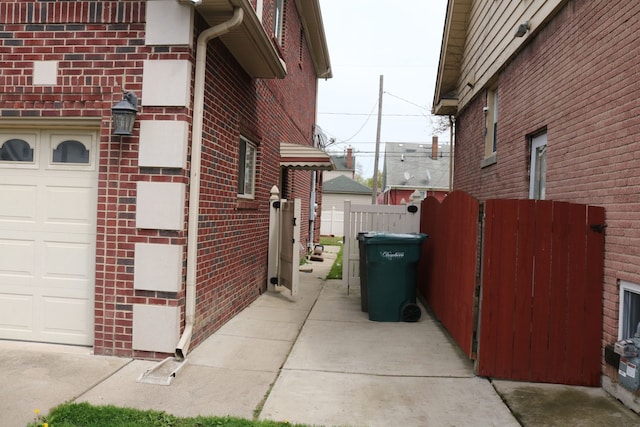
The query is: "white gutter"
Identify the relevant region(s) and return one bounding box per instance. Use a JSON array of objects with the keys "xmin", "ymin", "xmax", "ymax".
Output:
[{"xmin": 176, "ymin": 6, "xmax": 244, "ymax": 360}]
